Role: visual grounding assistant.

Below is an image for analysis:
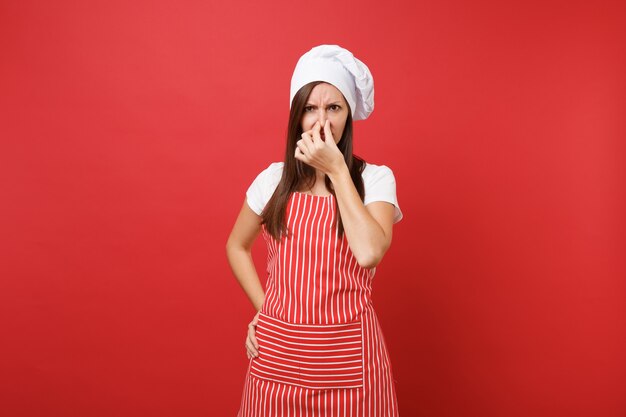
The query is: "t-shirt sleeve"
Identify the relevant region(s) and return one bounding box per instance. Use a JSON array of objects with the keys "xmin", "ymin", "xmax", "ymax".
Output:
[
  {"xmin": 245, "ymin": 162, "xmax": 282, "ymax": 216},
  {"xmin": 363, "ymin": 165, "xmax": 404, "ymax": 224}
]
